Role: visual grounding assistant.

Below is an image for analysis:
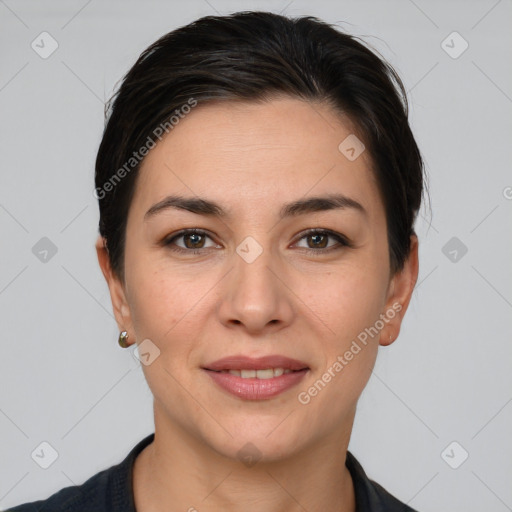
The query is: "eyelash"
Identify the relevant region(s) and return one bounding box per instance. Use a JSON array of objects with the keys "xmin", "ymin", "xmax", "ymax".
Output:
[{"xmin": 163, "ymin": 228, "xmax": 352, "ymax": 256}]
